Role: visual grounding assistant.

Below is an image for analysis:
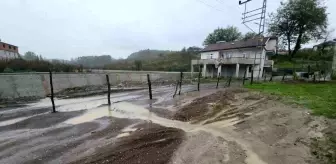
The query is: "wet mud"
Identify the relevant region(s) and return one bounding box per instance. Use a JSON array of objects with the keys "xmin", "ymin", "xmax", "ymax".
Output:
[{"xmin": 0, "ymin": 85, "xmax": 331, "ymax": 164}]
